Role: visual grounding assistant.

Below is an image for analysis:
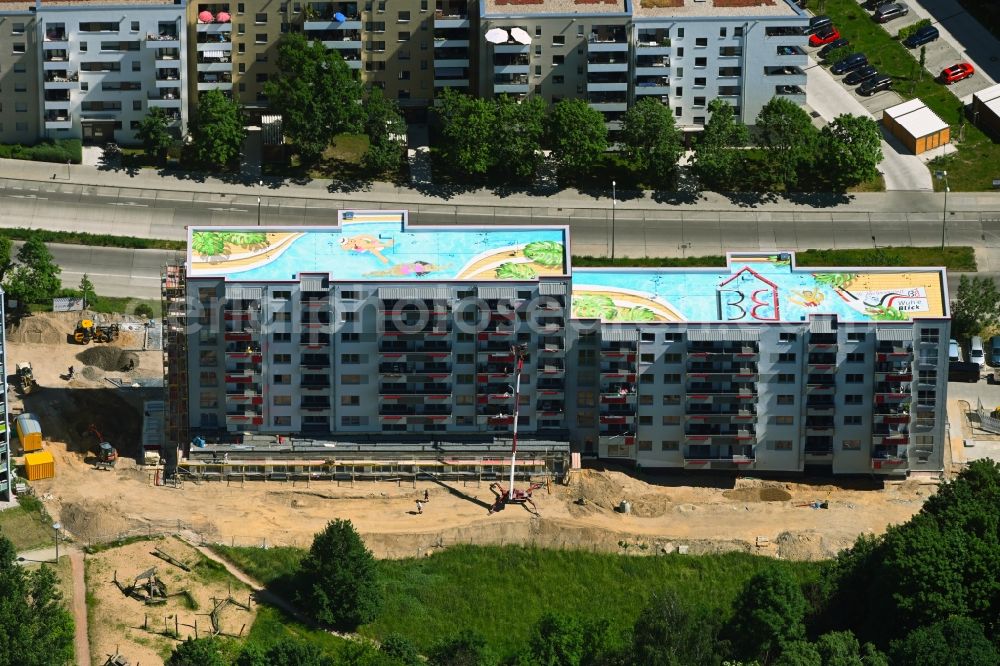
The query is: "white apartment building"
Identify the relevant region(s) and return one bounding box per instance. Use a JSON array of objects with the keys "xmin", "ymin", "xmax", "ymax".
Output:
[{"xmin": 37, "ymin": 0, "xmax": 188, "ymax": 144}]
